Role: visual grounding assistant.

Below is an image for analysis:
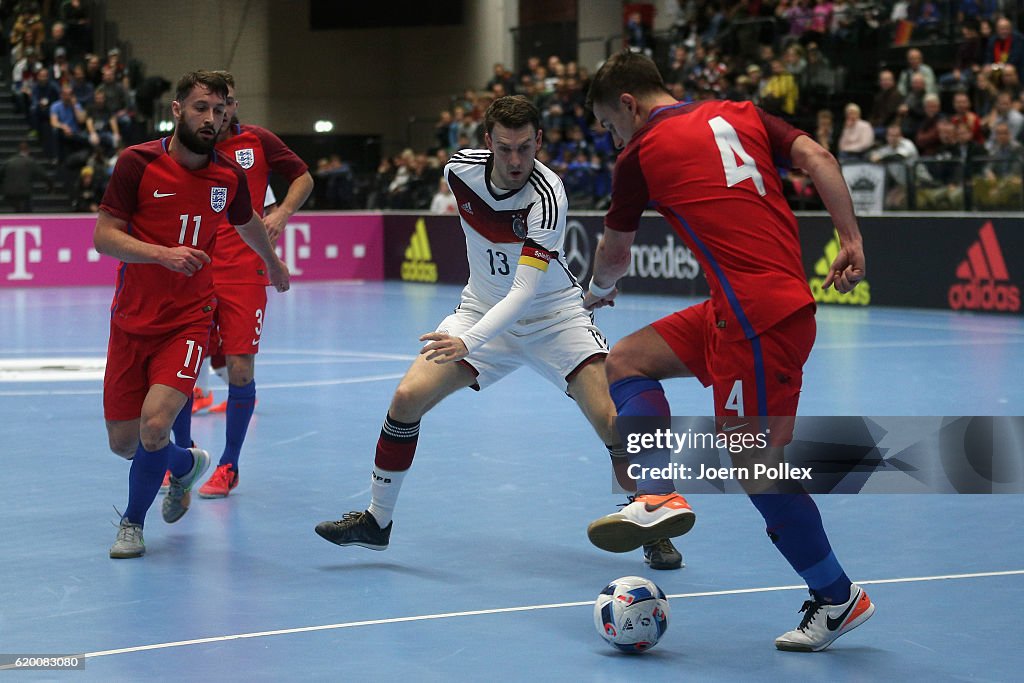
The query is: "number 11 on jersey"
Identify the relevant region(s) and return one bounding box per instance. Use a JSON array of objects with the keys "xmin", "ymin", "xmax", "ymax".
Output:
[
  {"xmin": 179, "ymin": 338, "xmax": 204, "ymax": 380},
  {"xmin": 178, "ymin": 214, "xmax": 202, "ymax": 247}
]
